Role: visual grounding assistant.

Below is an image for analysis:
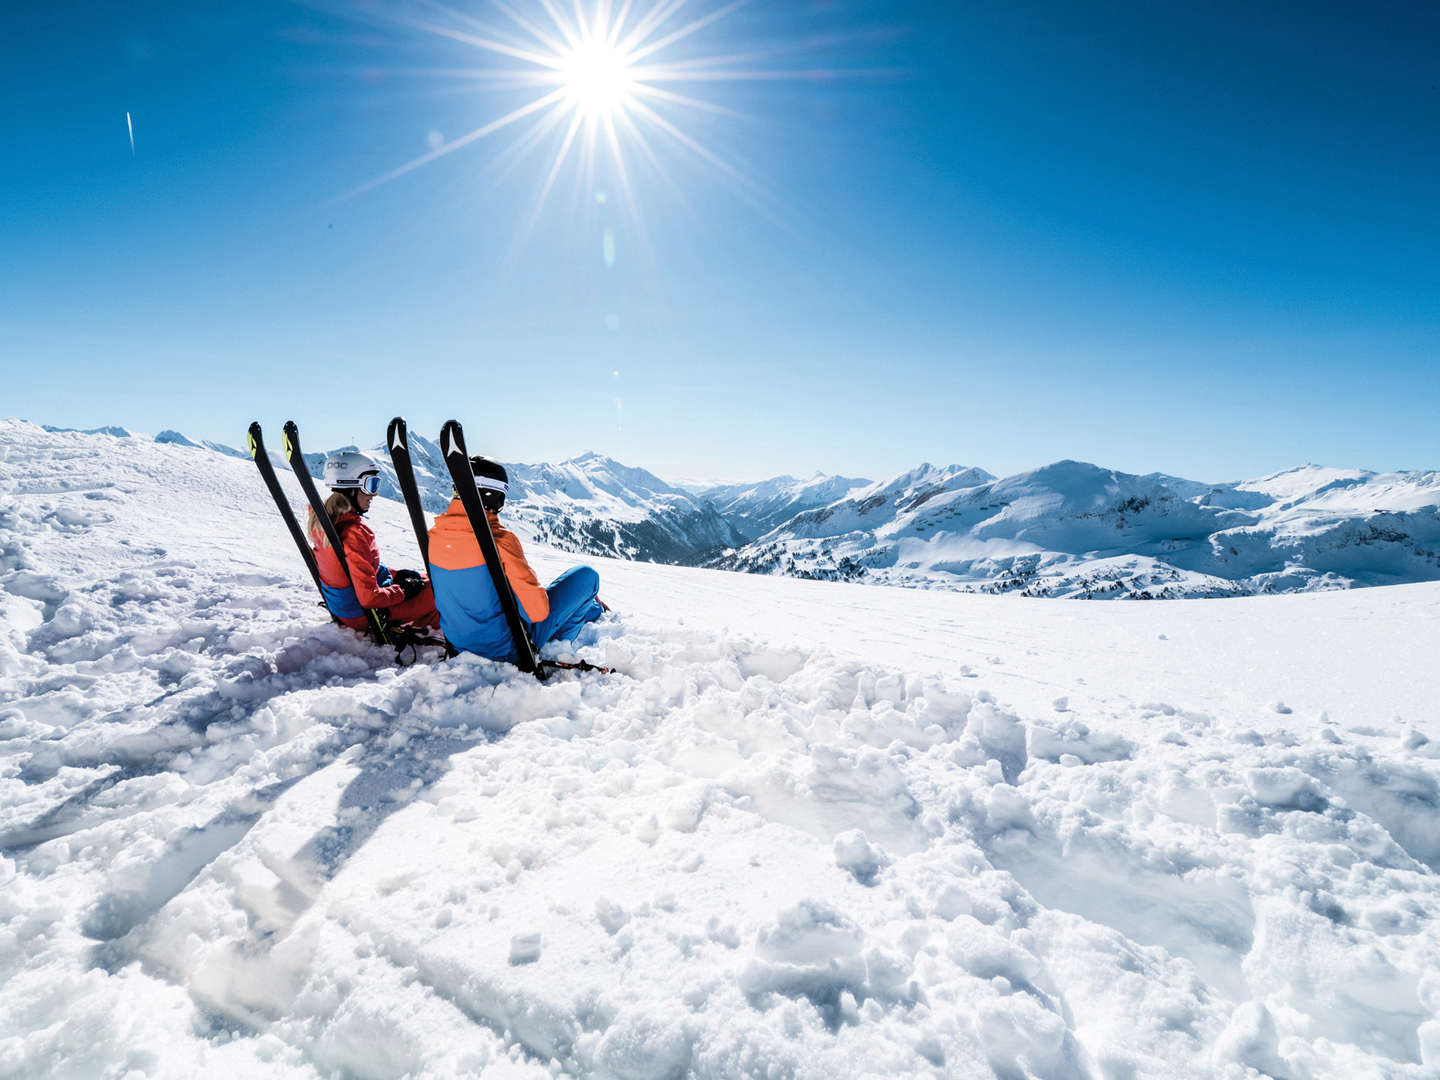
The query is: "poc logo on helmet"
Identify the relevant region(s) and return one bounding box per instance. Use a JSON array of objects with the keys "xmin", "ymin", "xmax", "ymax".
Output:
[{"xmin": 324, "ymin": 451, "xmax": 382, "ymax": 493}]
